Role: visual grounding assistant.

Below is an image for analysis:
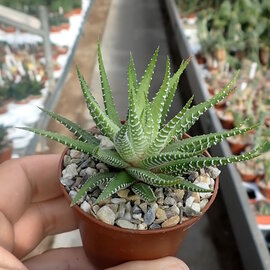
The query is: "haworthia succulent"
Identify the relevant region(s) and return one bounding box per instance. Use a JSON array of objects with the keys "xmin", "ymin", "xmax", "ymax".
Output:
[
  {"xmin": 93, "ymin": 147, "xmax": 129, "ymax": 168},
  {"xmin": 136, "ymin": 47, "xmax": 159, "ymax": 117},
  {"xmin": 131, "ymin": 183, "xmax": 156, "ymax": 202},
  {"xmin": 147, "ymin": 96, "xmax": 194, "ymax": 156},
  {"xmin": 70, "ymin": 172, "xmax": 116, "ymax": 206},
  {"xmin": 113, "ymin": 123, "xmax": 137, "ymax": 163},
  {"xmin": 126, "ymin": 167, "xmax": 185, "ymax": 187},
  {"xmin": 163, "ymin": 124, "xmax": 258, "ymax": 153},
  {"xmin": 38, "ymin": 107, "xmax": 100, "ymax": 145},
  {"xmin": 19, "ymin": 127, "xmax": 96, "ymax": 154},
  {"xmin": 129, "ymin": 53, "xmax": 139, "ymax": 92},
  {"xmin": 97, "ymin": 42, "xmax": 121, "ymax": 126},
  {"xmin": 154, "ymin": 145, "xmax": 263, "ymax": 175},
  {"xmin": 161, "ymin": 57, "xmax": 191, "ymax": 125},
  {"xmin": 94, "ymin": 171, "xmax": 135, "ymax": 205},
  {"xmin": 174, "ymin": 72, "xmax": 239, "ymax": 140},
  {"xmin": 76, "ymin": 67, "xmax": 119, "ymax": 141}
]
